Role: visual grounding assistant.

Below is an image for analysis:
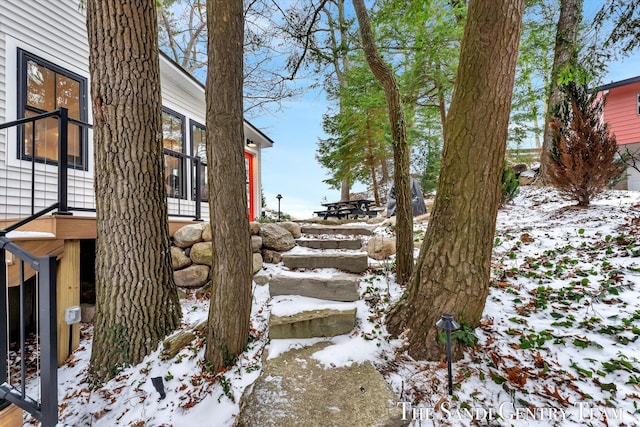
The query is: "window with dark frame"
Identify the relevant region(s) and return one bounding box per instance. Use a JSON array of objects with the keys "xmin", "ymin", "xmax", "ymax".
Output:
[
  {"xmin": 637, "ymin": 93, "xmax": 640, "ymax": 116},
  {"xmin": 162, "ymin": 108, "xmax": 186, "ymax": 199},
  {"xmin": 17, "ymin": 49, "xmax": 87, "ymax": 169},
  {"xmin": 190, "ymin": 121, "xmax": 208, "ymax": 202}
]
